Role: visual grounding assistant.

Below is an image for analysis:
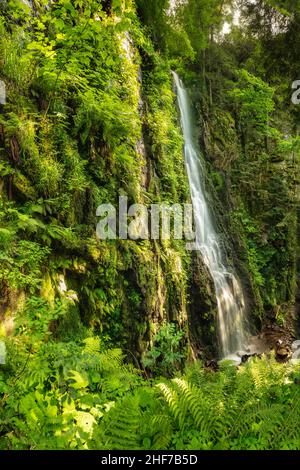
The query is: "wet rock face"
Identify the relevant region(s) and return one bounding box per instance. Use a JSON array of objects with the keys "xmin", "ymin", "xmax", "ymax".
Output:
[
  {"xmin": 262, "ymin": 322, "xmax": 293, "ymax": 351},
  {"xmin": 188, "ymin": 252, "xmax": 218, "ymax": 358},
  {"xmin": 246, "ymin": 336, "xmax": 268, "ymax": 355}
]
